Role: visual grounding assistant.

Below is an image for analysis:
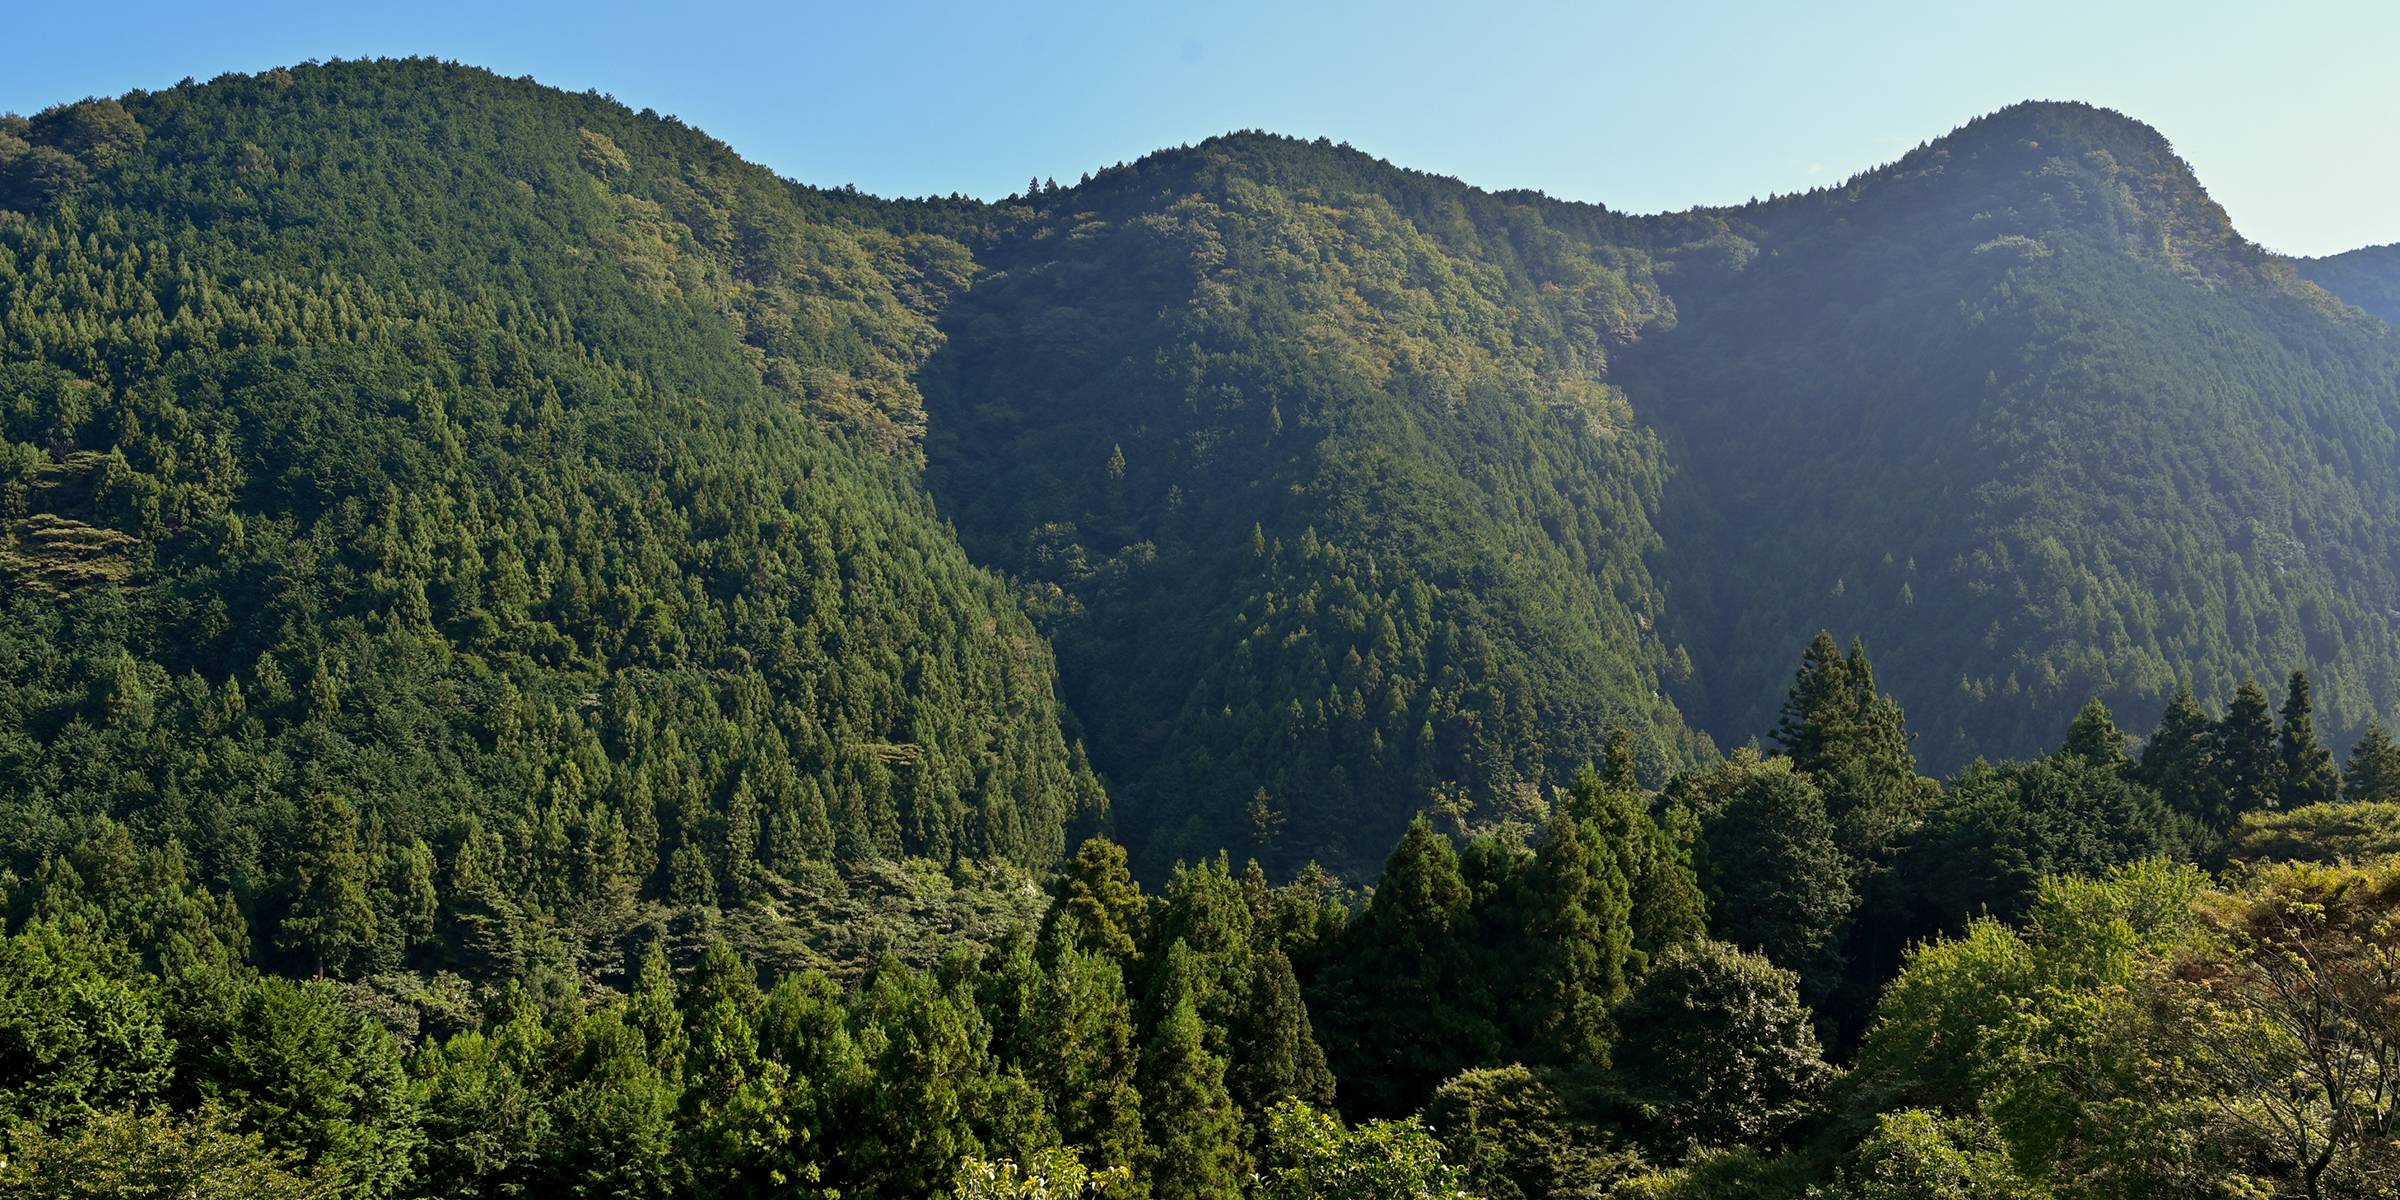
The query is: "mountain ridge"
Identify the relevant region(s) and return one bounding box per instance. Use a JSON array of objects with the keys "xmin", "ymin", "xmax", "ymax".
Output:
[{"xmin": 6, "ymin": 57, "xmax": 2400, "ymax": 888}]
